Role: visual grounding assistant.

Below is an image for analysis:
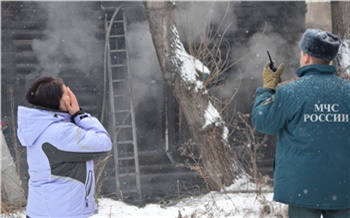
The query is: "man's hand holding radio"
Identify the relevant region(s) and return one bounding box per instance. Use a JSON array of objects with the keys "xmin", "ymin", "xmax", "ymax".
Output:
[{"xmin": 262, "ymin": 61, "xmax": 285, "ymax": 90}]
